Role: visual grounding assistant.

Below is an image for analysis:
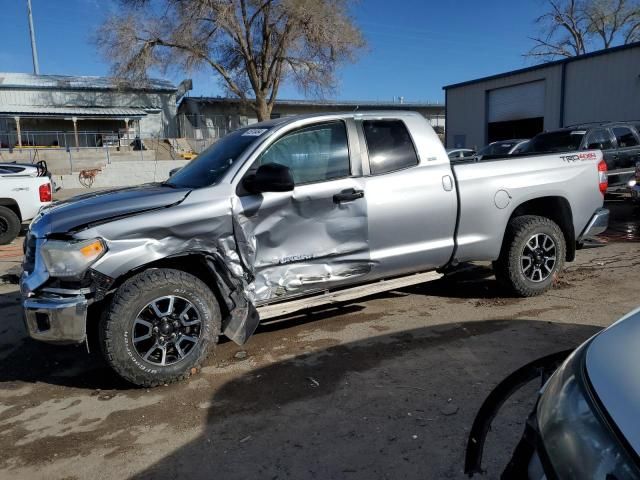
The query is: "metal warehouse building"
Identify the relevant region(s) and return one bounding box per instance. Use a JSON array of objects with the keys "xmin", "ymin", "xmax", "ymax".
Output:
[
  {"xmin": 0, "ymin": 73, "xmax": 185, "ymax": 149},
  {"xmin": 444, "ymin": 41, "xmax": 640, "ymax": 149}
]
